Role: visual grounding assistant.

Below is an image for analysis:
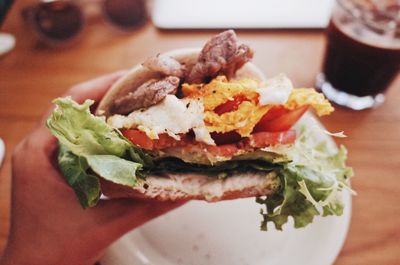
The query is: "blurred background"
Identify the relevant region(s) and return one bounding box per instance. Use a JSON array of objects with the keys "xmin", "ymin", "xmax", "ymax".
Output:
[{"xmin": 0, "ymin": 0, "xmax": 399, "ymax": 264}]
